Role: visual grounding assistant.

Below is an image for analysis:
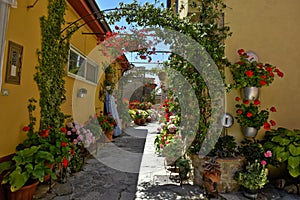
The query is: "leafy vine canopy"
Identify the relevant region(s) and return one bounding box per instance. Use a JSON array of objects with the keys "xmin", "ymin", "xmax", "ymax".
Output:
[{"xmin": 98, "ymin": 0, "xmax": 230, "ymax": 153}]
